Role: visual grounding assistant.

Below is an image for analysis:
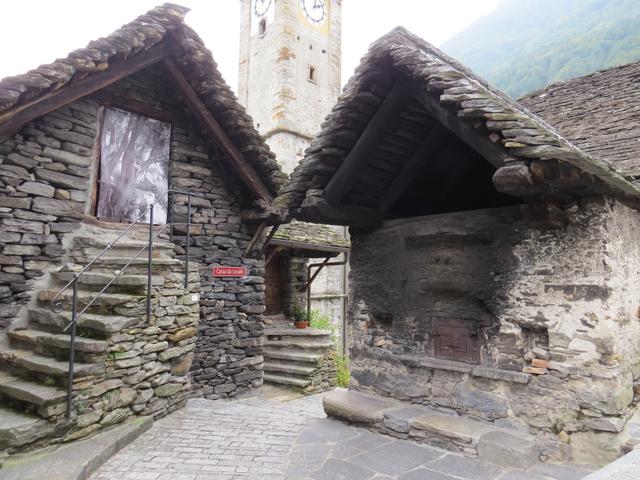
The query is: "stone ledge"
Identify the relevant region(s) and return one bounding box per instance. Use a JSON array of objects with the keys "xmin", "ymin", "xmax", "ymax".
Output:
[
  {"xmin": 0, "ymin": 415, "xmax": 152, "ymax": 480},
  {"xmin": 265, "ymin": 327, "xmax": 333, "ymax": 337}
]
